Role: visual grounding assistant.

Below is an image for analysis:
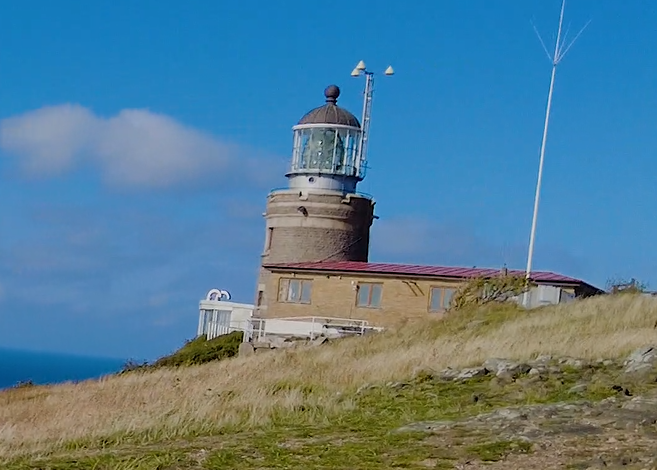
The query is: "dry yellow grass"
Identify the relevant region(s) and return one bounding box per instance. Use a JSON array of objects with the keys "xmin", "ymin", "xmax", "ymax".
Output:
[{"xmin": 1, "ymin": 294, "xmax": 656, "ymax": 461}]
